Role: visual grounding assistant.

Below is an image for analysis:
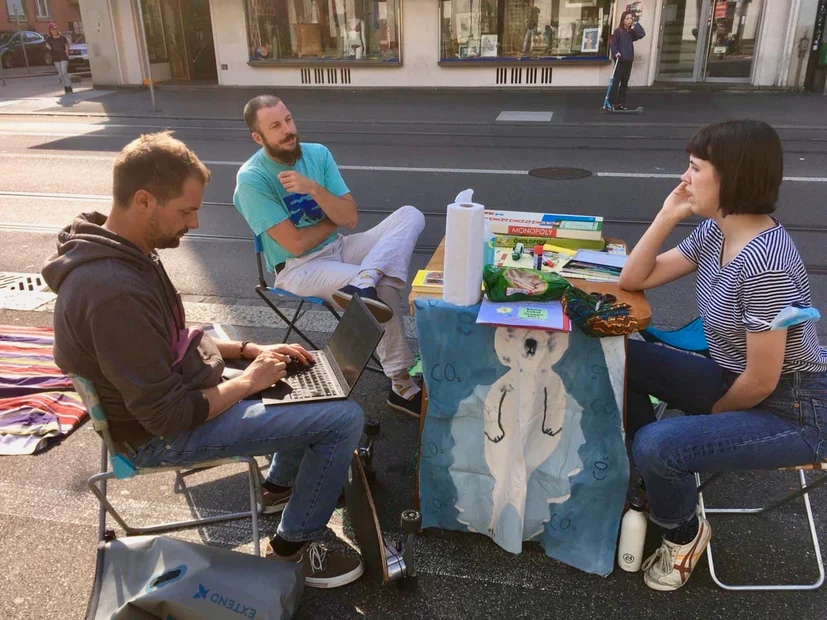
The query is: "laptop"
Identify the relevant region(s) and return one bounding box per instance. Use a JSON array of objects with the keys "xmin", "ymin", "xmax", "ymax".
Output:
[{"xmin": 223, "ymin": 295, "xmax": 384, "ymax": 405}]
